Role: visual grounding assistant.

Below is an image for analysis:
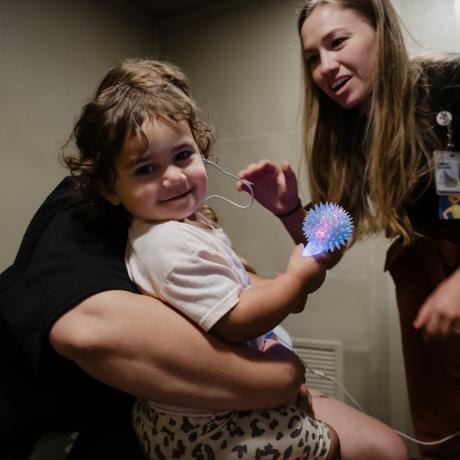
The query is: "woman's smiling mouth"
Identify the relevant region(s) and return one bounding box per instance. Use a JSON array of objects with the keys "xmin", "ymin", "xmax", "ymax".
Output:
[{"xmin": 331, "ymin": 76, "xmax": 351, "ymax": 92}]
